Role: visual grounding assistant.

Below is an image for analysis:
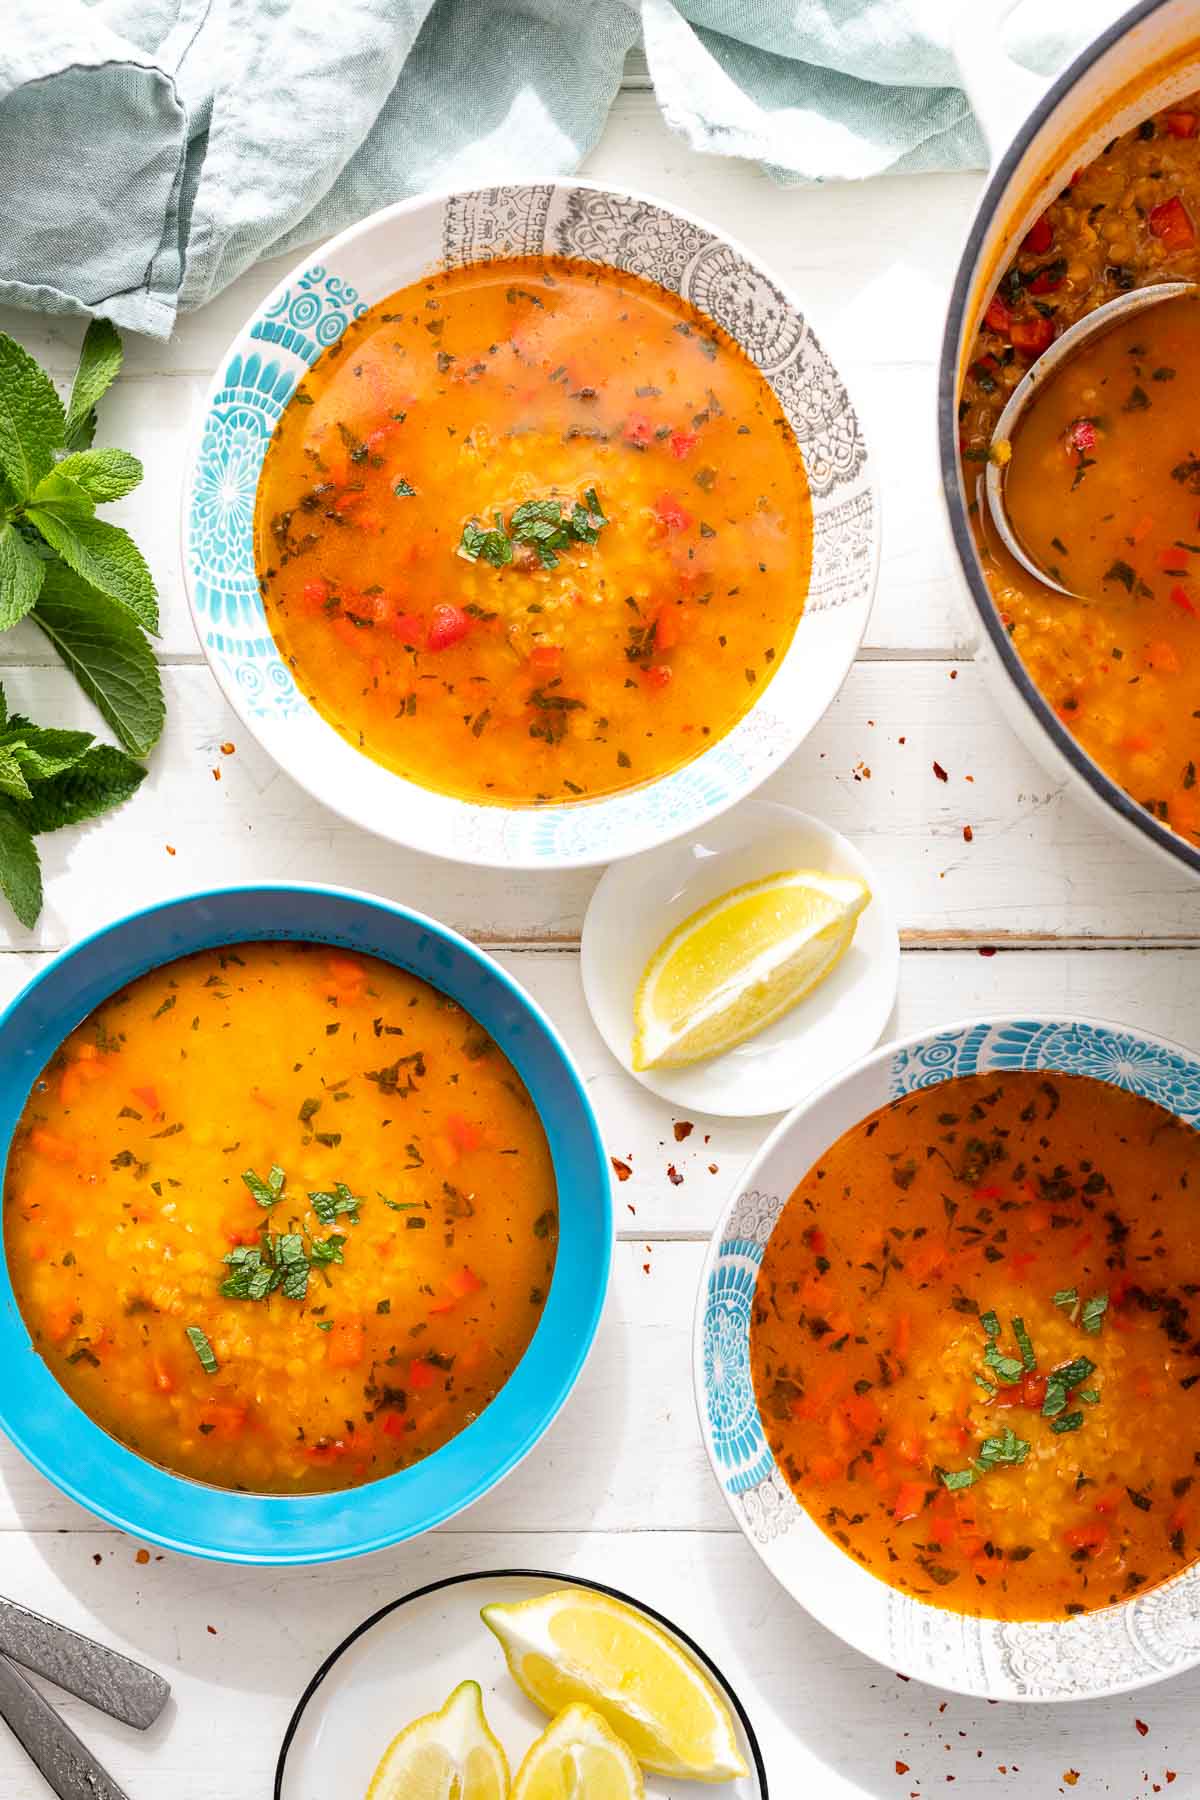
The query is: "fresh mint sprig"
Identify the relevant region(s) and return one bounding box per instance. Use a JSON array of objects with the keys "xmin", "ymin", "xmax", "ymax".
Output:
[
  {"xmin": 0, "ymin": 681, "xmax": 146, "ymax": 927},
  {"xmin": 0, "ymin": 322, "xmax": 164, "ymax": 754}
]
